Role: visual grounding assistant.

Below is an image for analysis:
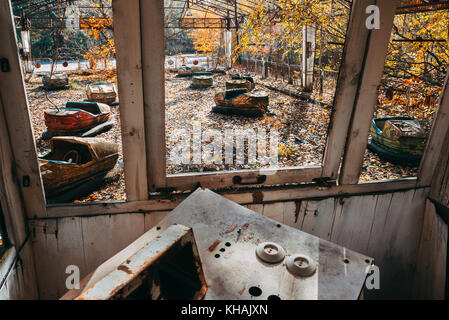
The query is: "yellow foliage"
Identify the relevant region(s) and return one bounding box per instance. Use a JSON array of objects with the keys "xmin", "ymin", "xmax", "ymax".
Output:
[
  {"xmin": 82, "ymin": 0, "xmax": 115, "ymax": 68},
  {"xmin": 189, "ymin": 29, "xmax": 221, "ymax": 55},
  {"xmin": 385, "ymin": 10, "xmax": 449, "ymax": 83},
  {"xmin": 234, "ymin": 0, "xmax": 348, "ymax": 61},
  {"xmin": 188, "ymin": 11, "xmax": 221, "ymax": 55}
]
